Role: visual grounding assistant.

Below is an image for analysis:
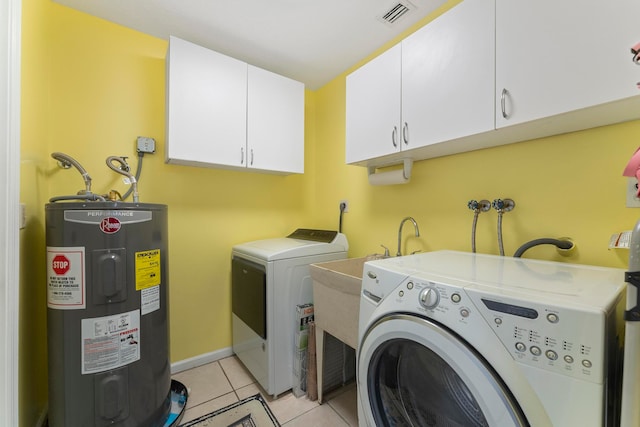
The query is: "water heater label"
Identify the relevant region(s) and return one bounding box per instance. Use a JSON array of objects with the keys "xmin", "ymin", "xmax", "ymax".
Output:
[
  {"xmin": 64, "ymin": 210, "xmax": 153, "ymax": 224},
  {"xmin": 81, "ymin": 309, "xmax": 141, "ymax": 375},
  {"xmin": 141, "ymin": 286, "xmax": 160, "ymax": 315},
  {"xmin": 47, "ymin": 246, "xmax": 86, "ymax": 309},
  {"xmin": 135, "ymin": 249, "xmax": 161, "ymax": 291}
]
